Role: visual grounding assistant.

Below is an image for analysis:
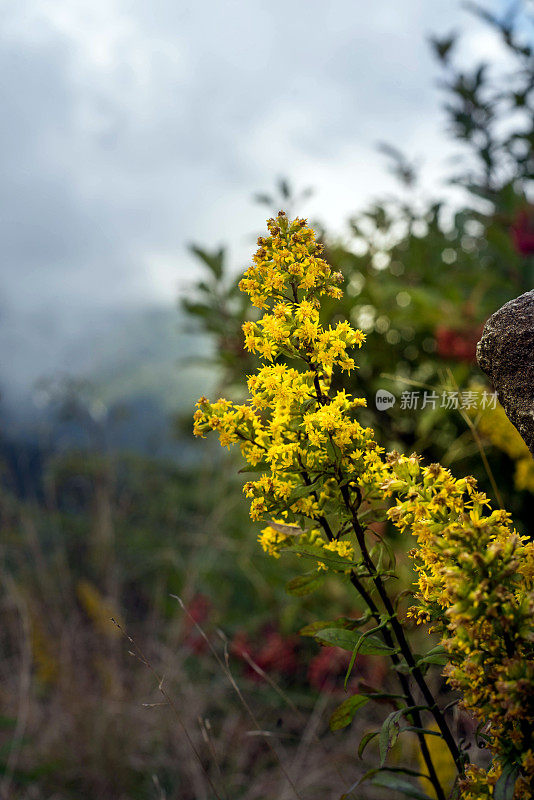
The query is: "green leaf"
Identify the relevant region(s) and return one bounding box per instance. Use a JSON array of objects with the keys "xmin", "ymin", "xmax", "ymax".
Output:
[
  {"xmin": 315, "ymin": 627, "xmax": 397, "ymax": 655},
  {"xmin": 400, "ymin": 726, "xmax": 443, "ymax": 737},
  {"xmin": 379, "ymin": 710, "xmax": 403, "ymax": 765},
  {"xmin": 329, "ymin": 694, "xmax": 369, "ymax": 731},
  {"xmin": 381, "ymin": 537, "xmax": 397, "ymax": 570},
  {"xmin": 299, "ymin": 615, "xmax": 371, "ymax": 637},
  {"xmin": 371, "ymin": 772, "xmax": 433, "ymax": 799},
  {"xmin": 254, "ymin": 192, "xmax": 273, "ymax": 206},
  {"xmin": 286, "ymin": 572, "xmax": 324, "ymax": 597},
  {"xmin": 189, "ymin": 245, "xmax": 225, "ymax": 279},
  {"xmin": 494, "ymin": 762, "xmax": 520, "ymax": 800},
  {"xmin": 340, "ymin": 768, "xmax": 379, "ymax": 798},
  {"xmin": 284, "ymin": 544, "xmax": 359, "ymax": 570},
  {"xmin": 392, "ymin": 658, "xmax": 411, "ymax": 674},
  {"xmin": 370, "ymin": 539, "xmax": 395, "ymax": 572},
  {"xmin": 181, "ymin": 300, "xmax": 212, "ymax": 318},
  {"xmin": 344, "ymin": 621, "xmax": 389, "ymax": 689},
  {"xmin": 361, "ymin": 689, "xmax": 407, "ymax": 703},
  {"xmin": 287, "ymin": 479, "xmax": 323, "ymax": 502},
  {"xmin": 358, "ymin": 730, "xmax": 379, "ymax": 758},
  {"xmin": 416, "ymin": 645, "xmax": 449, "ymax": 668},
  {"xmin": 343, "ymin": 613, "xmax": 374, "ymax": 629},
  {"xmin": 299, "ymin": 620, "xmax": 336, "ymax": 637},
  {"xmin": 339, "ymin": 765, "xmax": 428, "ymax": 799}
]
